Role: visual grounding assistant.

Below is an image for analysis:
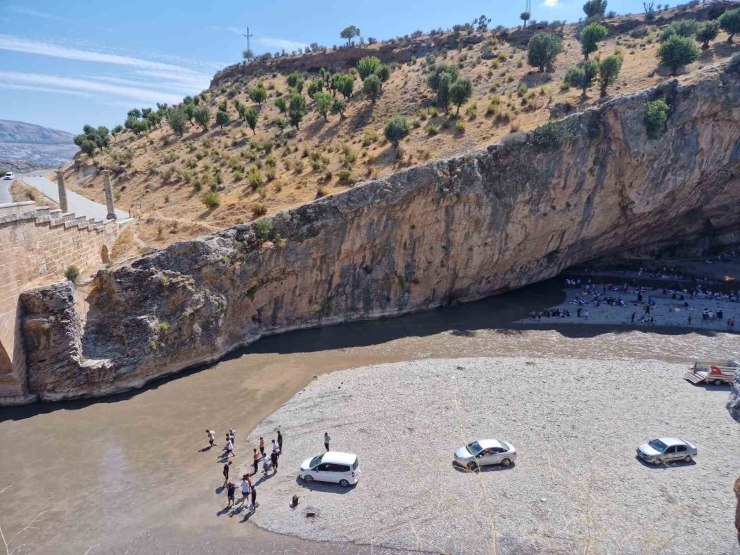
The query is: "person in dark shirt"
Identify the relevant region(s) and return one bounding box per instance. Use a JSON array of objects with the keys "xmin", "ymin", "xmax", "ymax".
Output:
[
  {"xmin": 226, "ymin": 481, "xmax": 236, "ymax": 507},
  {"xmin": 223, "ymin": 460, "xmax": 232, "ymax": 487},
  {"xmin": 277, "ymin": 429, "xmax": 283, "ymax": 451}
]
